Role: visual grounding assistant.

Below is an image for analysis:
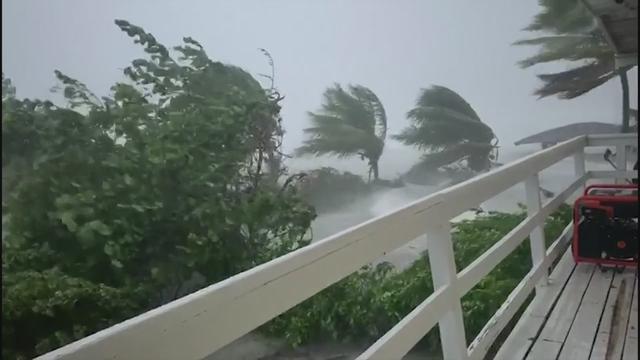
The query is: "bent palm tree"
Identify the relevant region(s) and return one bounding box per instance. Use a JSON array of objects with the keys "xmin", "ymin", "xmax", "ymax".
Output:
[
  {"xmin": 295, "ymin": 84, "xmax": 387, "ymax": 181},
  {"xmin": 394, "ymin": 85, "xmax": 497, "ymax": 172},
  {"xmin": 515, "ymin": 0, "xmax": 634, "ymax": 132}
]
